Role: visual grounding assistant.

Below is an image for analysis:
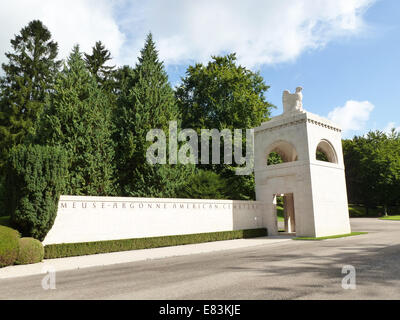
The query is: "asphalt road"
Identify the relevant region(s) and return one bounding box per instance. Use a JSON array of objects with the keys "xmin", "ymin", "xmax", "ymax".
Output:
[{"xmin": 1, "ymin": 218, "xmax": 400, "ymax": 300}]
